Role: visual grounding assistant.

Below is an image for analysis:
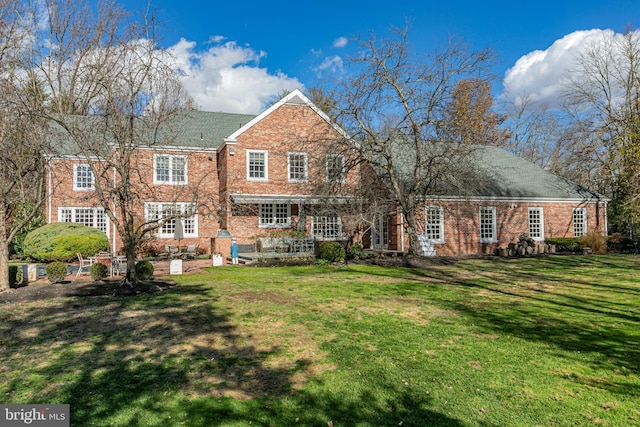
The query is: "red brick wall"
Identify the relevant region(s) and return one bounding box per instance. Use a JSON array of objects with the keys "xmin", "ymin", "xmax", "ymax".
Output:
[
  {"xmin": 221, "ymin": 103, "xmax": 361, "ymax": 246},
  {"xmin": 392, "ymin": 200, "xmax": 608, "ymax": 256},
  {"xmin": 48, "ymin": 148, "xmax": 220, "ymax": 254}
]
